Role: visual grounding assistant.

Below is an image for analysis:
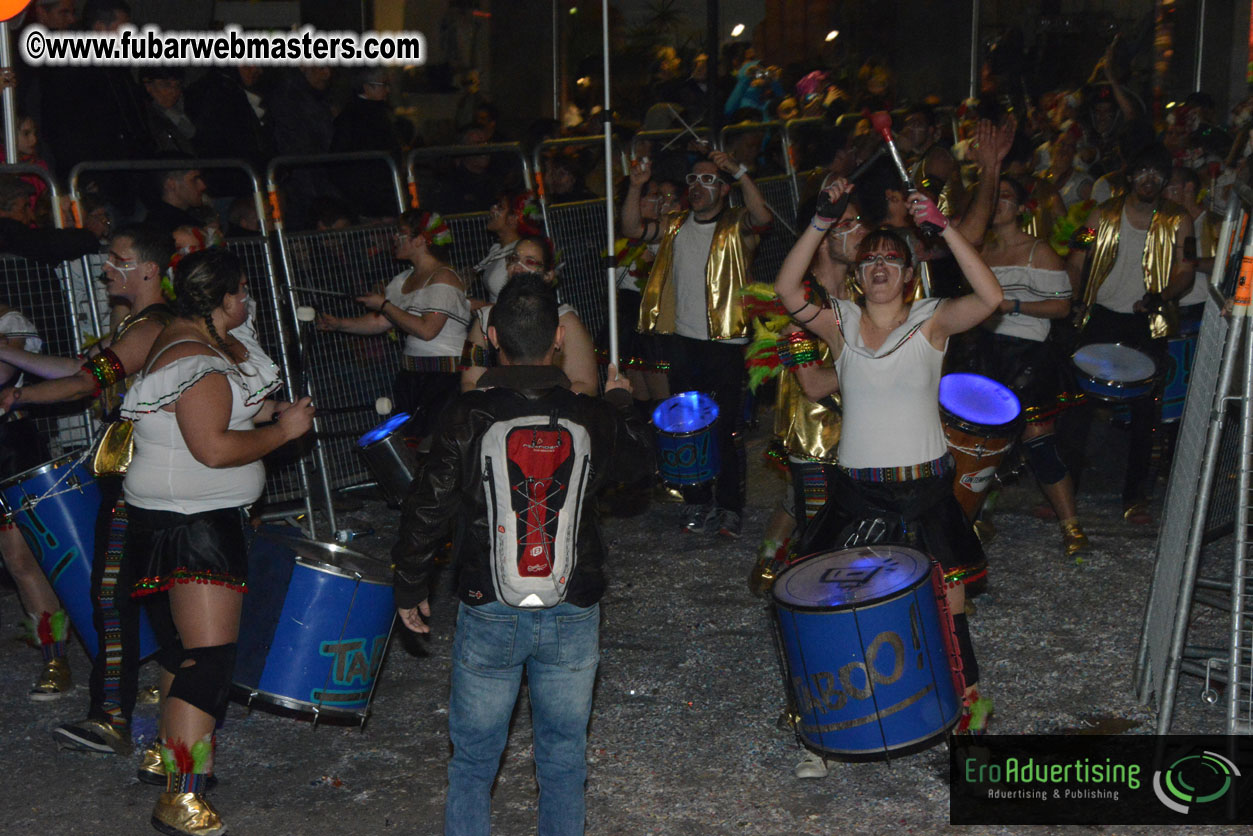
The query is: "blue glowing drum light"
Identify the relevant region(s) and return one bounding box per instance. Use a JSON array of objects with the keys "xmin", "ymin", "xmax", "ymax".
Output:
[
  {"xmin": 651, "ymin": 391, "xmax": 720, "ymax": 485},
  {"xmin": 772, "ymin": 546, "xmax": 961, "ymax": 760}
]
